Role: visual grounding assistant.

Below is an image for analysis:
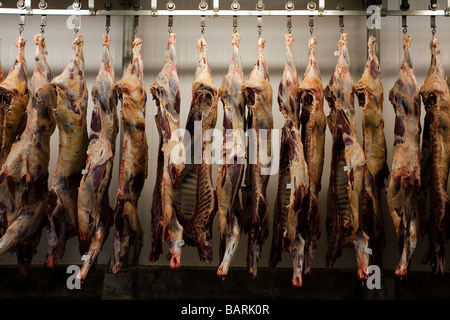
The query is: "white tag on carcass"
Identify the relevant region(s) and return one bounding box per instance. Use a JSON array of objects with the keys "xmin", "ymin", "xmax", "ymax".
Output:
[
  {"xmin": 411, "ymin": 242, "xmax": 416, "ymax": 249},
  {"xmin": 164, "ymin": 162, "xmax": 169, "ymax": 167},
  {"xmin": 81, "ymin": 254, "xmax": 90, "ymax": 261},
  {"xmin": 81, "ymin": 169, "xmax": 88, "ymax": 175},
  {"xmin": 364, "ymin": 247, "xmax": 372, "ymax": 255},
  {"xmin": 217, "ymin": 159, "xmax": 225, "ymax": 165},
  {"xmin": 286, "ymin": 183, "xmax": 293, "ymax": 189},
  {"xmin": 334, "ymin": 51, "xmax": 339, "ymax": 56},
  {"xmin": 178, "ymin": 240, "xmax": 185, "ymax": 248}
]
